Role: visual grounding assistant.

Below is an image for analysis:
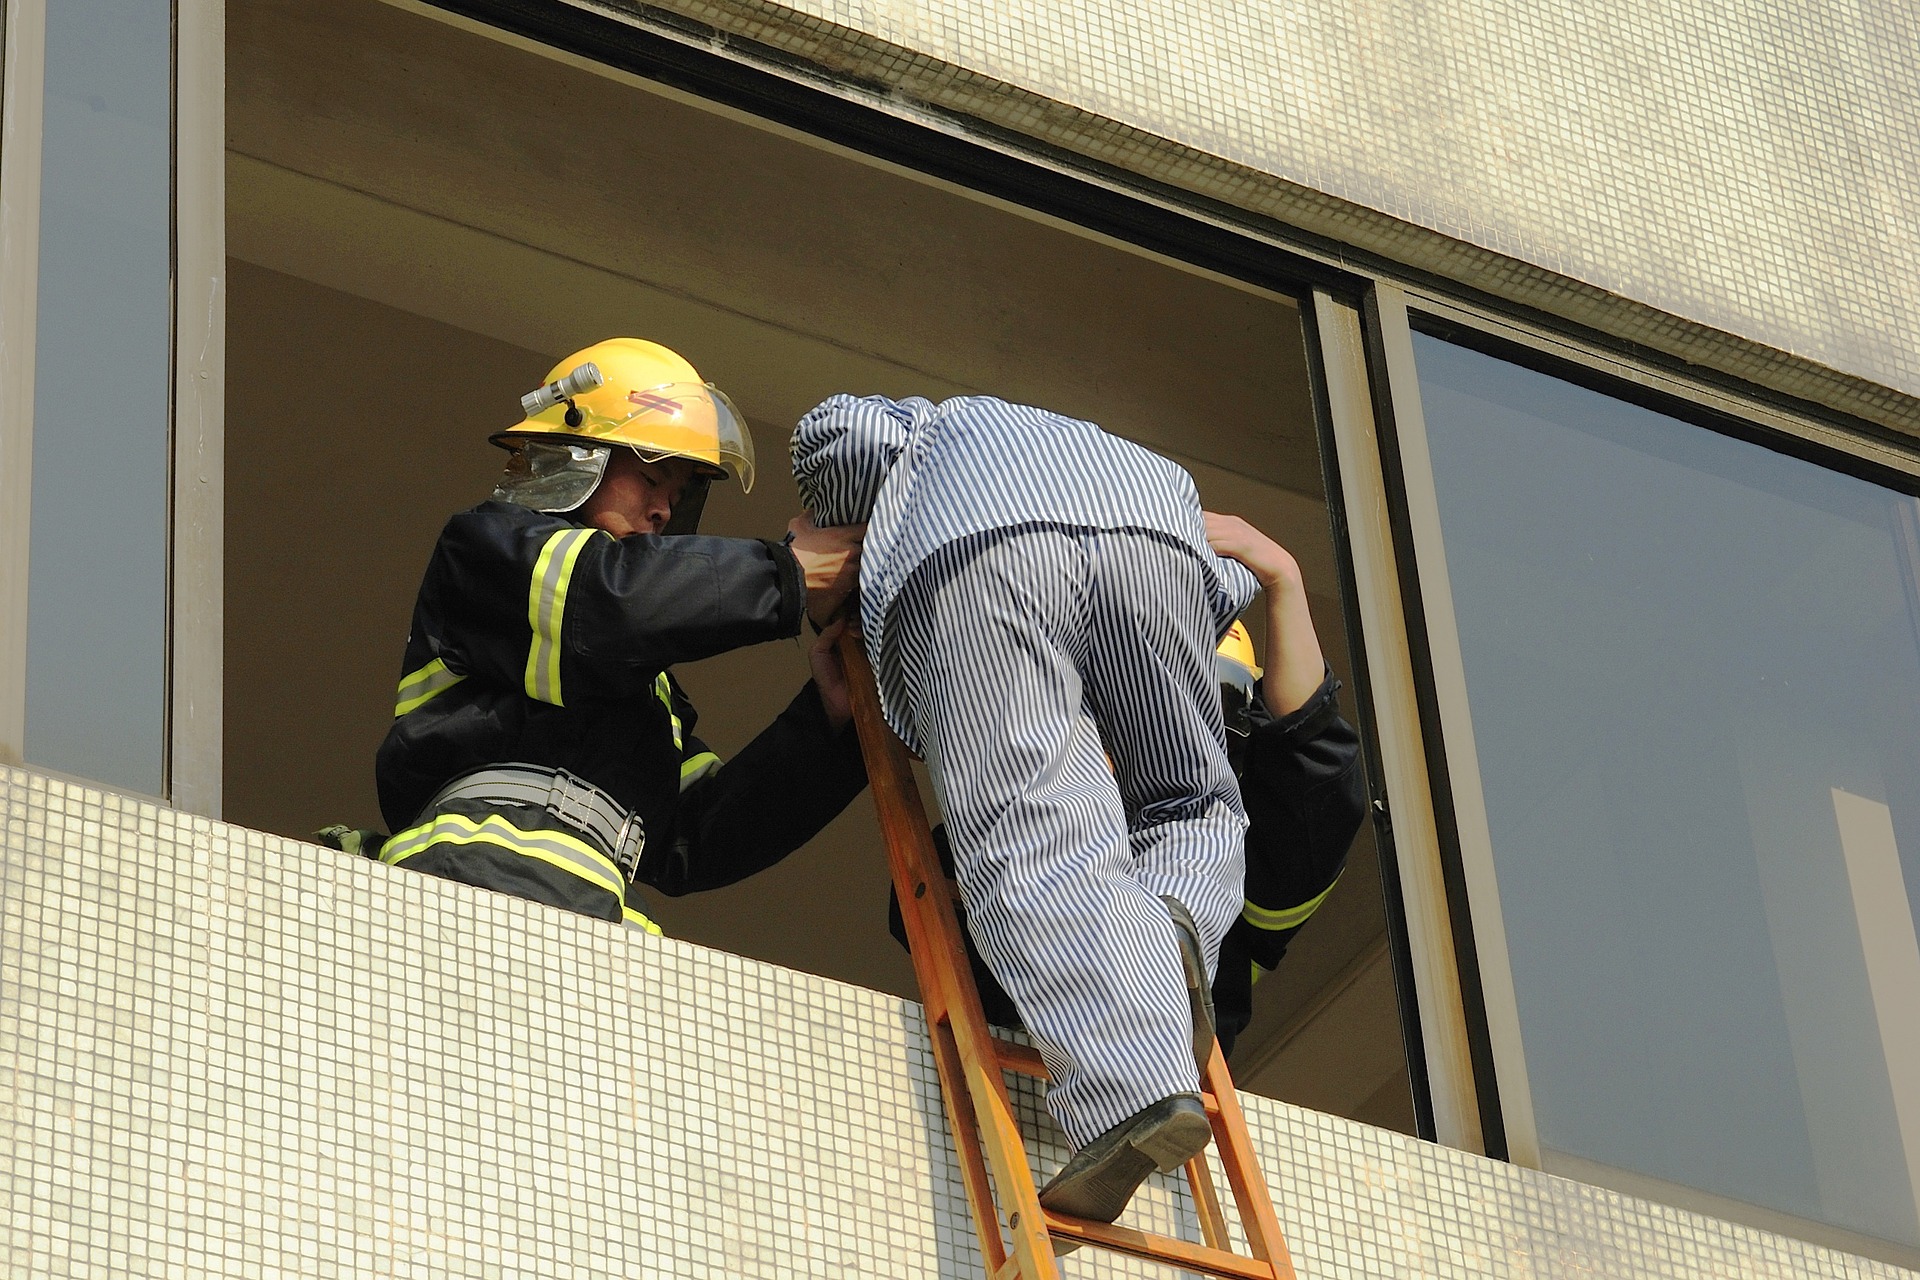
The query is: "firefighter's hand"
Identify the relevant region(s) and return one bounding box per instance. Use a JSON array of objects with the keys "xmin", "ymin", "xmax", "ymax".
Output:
[
  {"xmin": 1204, "ymin": 511, "xmax": 1303, "ymax": 594},
  {"xmin": 809, "ymin": 617, "xmax": 853, "ymax": 730},
  {"xmin": 789, "ymin": 515, "xmax": 865, "ymax": 628}
]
